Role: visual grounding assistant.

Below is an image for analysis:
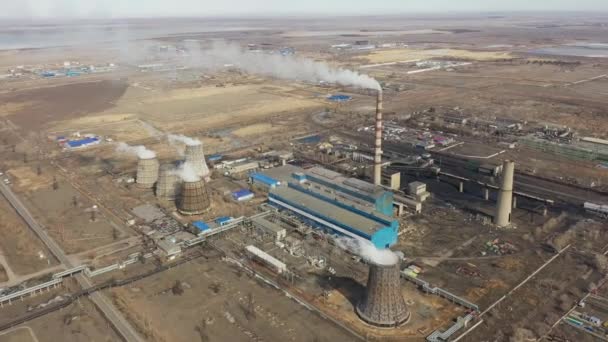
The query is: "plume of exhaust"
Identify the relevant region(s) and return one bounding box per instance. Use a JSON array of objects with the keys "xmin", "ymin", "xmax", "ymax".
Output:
[
  {"xmin": 193, "ymin": 41, "xmax": 381, "ymax": 91},
  {"xmin": 115, "ymin": 142, "xmax": 156, "ymax": 159},
  {"xmin": 167, "ymin": 134, "xmax": 201, "ymax": 147},
  {"xmin": 335, "ymin": 237, "xmax": 400, "ymax": 266},
  {"xmin": 170, "ymin": 162, "xmax": 201, "ymax": 183}
]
